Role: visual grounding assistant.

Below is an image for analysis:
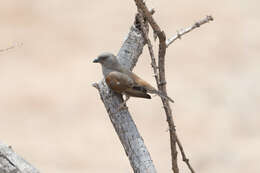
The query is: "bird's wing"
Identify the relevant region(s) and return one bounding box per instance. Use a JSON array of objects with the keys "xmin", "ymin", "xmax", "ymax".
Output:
[
  {"xmin": 105, "ymin": 71, "xmax": 151, "ymax": 99},
  {"xmin": 130, "ymin": 72, "xmax": 174, "ymax": 102},
  {"xmin": 105, "ymin": 71, "xmax": 135, "ymax": 93},
  {"xmin": 124, "ymin": 88, "xmax": 151, "ymax": 99},
  {"xmin": 129, "ymin": 72, "xmax": 156, "ymax": 91}
]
